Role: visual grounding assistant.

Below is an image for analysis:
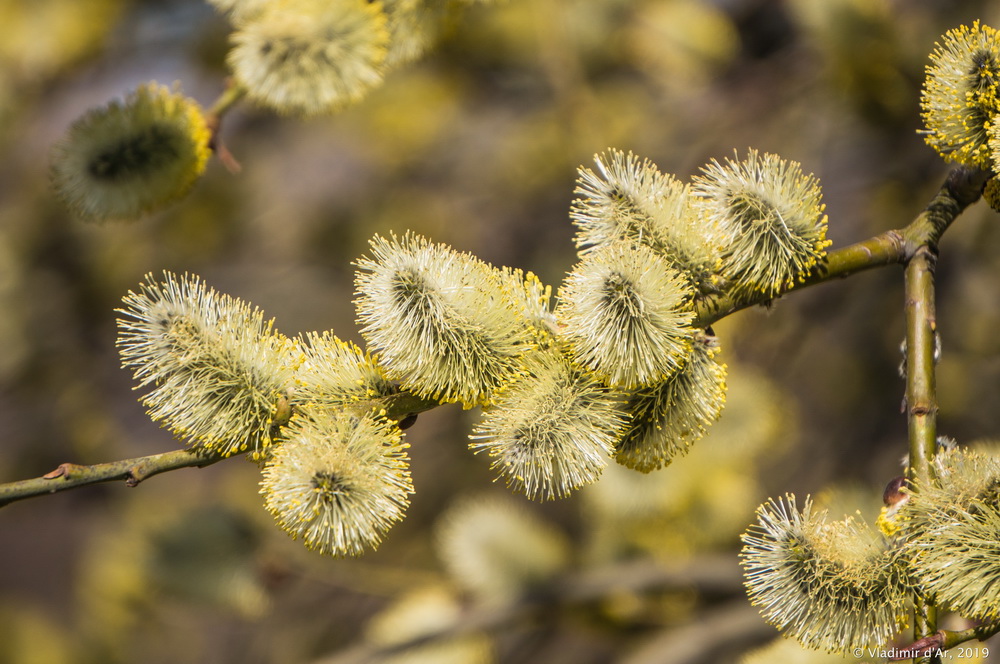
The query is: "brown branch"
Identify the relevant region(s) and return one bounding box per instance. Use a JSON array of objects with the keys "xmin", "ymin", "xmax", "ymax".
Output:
[
  {"xmin": 205, "ymin": 79, "xmax": 247, "ymax": 174},
  {"xmin": 888, "ymin": 622, "xmax": 1000, "ymax": 661}
]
